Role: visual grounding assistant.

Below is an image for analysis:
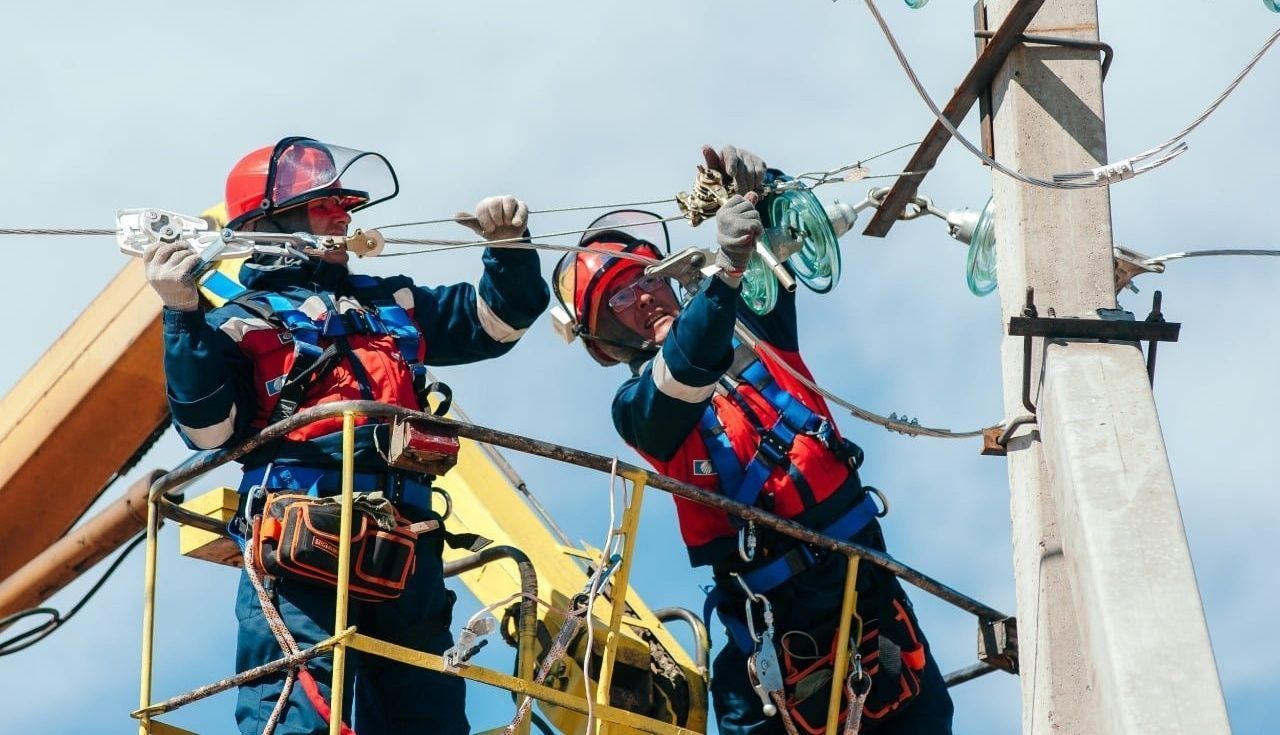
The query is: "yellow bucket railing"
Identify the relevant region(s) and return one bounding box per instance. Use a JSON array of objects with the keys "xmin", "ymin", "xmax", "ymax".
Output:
[{"xmin": 135, "ymin": 400, "xmax": 1008, "ymax": 735}]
